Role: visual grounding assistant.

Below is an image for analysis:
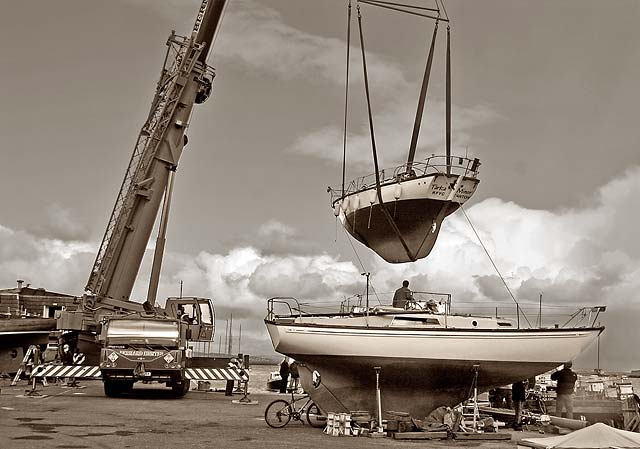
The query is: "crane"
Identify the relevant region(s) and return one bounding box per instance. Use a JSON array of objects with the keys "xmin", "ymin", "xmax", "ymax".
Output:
[
  {"xmin": 58, "ymin": 0, "xmax": 227, "ymax": 335},
  {"xmin": 44, "ymin": 2, "xmax": 243, "ymax": 397}
]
